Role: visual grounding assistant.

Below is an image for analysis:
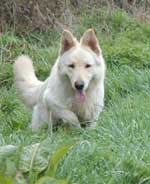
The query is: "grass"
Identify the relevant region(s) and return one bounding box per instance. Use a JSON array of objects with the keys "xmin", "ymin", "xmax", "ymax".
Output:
[{"xmin": 0, "ymin": 9, "xmax": 150, "ymax": 184}]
